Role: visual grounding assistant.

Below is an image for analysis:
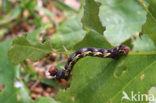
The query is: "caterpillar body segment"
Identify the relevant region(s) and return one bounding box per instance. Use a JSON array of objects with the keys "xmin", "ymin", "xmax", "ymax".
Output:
[{"xmin": 49, "ymin": 45, "xmax": 130, "ymax": 80}]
